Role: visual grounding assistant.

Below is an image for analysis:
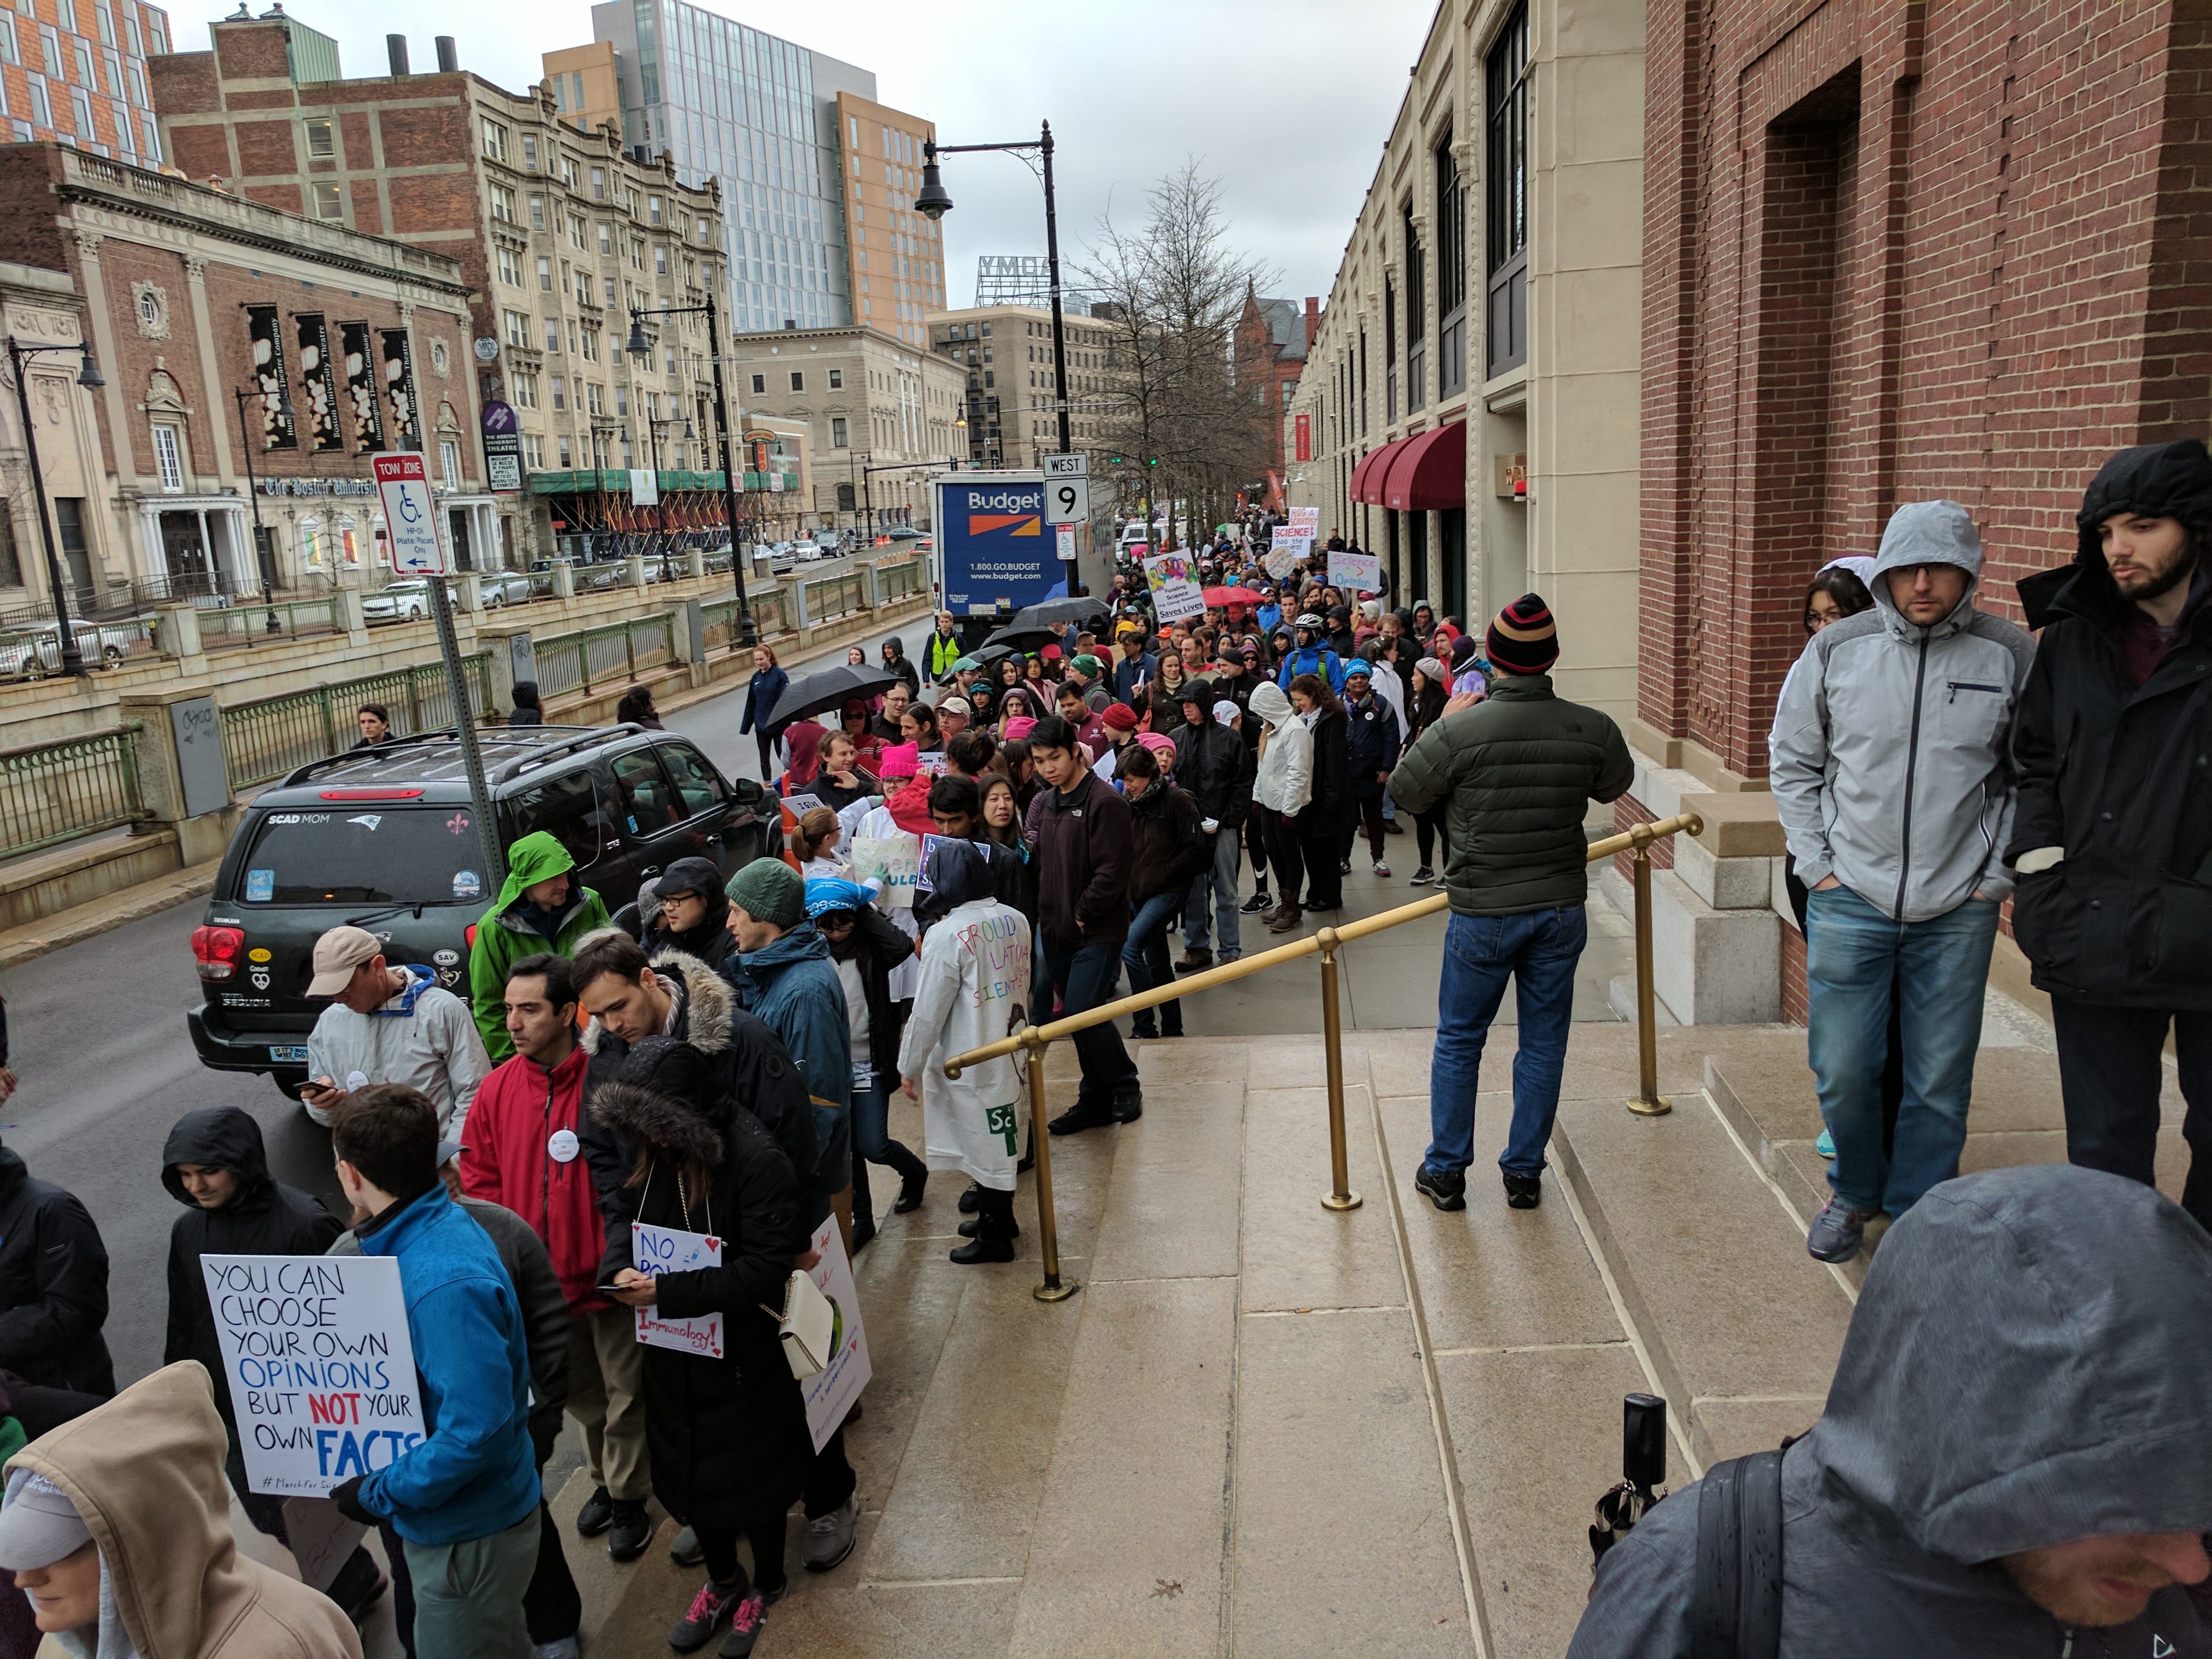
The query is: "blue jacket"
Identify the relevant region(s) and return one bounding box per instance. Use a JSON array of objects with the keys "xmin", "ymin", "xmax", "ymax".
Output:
[
  {"xmin": 1277, "ymin": 642, "xmax": 1346, "ymax": 693},
  {"xmin": 728, "ymin": 922, "xmax": 851, "ymax": 1200},
  {"xmin": 356, "ymin": 1185, "xmax": 538, "ymax": 1546},
  {"xmin": 1256, "ymin": 603, "xmax": 1282, "ymax": 636},
  {"xmin": 1111, "ymin": 652, "xmax": 1157, "ymax": 705},
  {"xmin": 740, "ymin": 666, "xmax": 789, "ymax": 737},
  {"xmin": 1344, "ymin": 690, "xmax": 1403, "ymax": 797}
]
